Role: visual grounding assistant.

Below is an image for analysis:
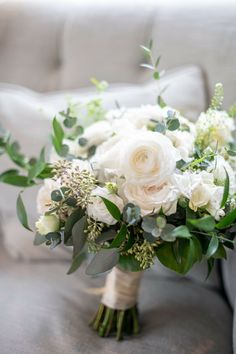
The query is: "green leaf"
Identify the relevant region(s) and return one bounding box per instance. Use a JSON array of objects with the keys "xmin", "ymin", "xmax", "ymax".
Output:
[
  {"xmin": 206, "ymin": 235, "xmax": 219, "ymax": 259},
  {"xmin": 171, "ymin": 225, "xmax": 192, "ymax": 239},
  {"xmin": 0, "ymin": 174, "xmax": 34, "ymax": 187},
  {"xmin": 191, "ymin": 235, "xmax": 203, "ymax": 262},
  {"xmin": 6, "ymin": 141, "xmax": 27, "ymax": 168},
  {"xmin": 118, "ymin": 254, "xmax": 142, "ymax": 272},
  {"xmin": 67, "ymin": 252, "xmax": 86, "ymax": 274},
  {"xmin": 206, "ymin": 258, "xmax": 215, "ymax": 279},
  {"xmin": 216, "ymin": 208, "xmax": 236, "ymax": 229},
  {"xmin": 140, "ymin": 45, "xmax": 151, "ymax": 54},
  {"xmin": 213, "ymin": 243, "xmax": 227, "ymax": 260},
  {"xmin": 110, "ymin": 224, "xmax": 127, "ymax": 248},
  {"xmin": 158, "ymin": 95, "xmax": 166, "ymax": 108},
  {"xmin": 167, "ymin": 118, "xmax": 180, "ymax": 131},
  {"xmin": 100, "ymin": 197, "xmax": 121, "ymax": 221},
  {"xmin": 227, "ymin": 149, "xmax": 236, "ymax": 156},
  {"xmin": 53, "ymin": 117, "xmax": 64, "ymax": 145},
  {"xmin": 188, "ymin": 216, "xmax": 215, "ymax": 232},
  {"xmin": 156, "ymin": 239, "xmax": 196, "ymax": 274},
  {"xmin": 28, "ymin": 147, "xmax": 46, "ymax": 182},
  {"xmin": 155, "ymin": 122, "xmax": 166, "ymax": 133},
  {"xmin": 85, "ymin": 248, "xmax": 119, "ymax": 275},
  {"xmin": 33, "ymin": 233, "xmax": 46, "ymax": 246},
  {"xmin": 140, "ymin": 63, "xmax": 155, "ymax": 70},
  {"xmin": 63, "ymin": 117, "xmax": 77, "ymax": 128},
  {"xmin": 16, "ymin": 193, "xmax": 32, "ymax": 231},
  {"xmin": 64, "ymin": 208, "xmax": 85, "ymax": 242},
  {"xmin": 153, "ymin": 71, "xmax": 160, "ymax": 80},
  {"xmin": 220, "ymin": 169, "xmax": 230, "ymax": 208},
  {"xmin": 72, "ymin": 216, "xmax": 87, "ymax": 256}
]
